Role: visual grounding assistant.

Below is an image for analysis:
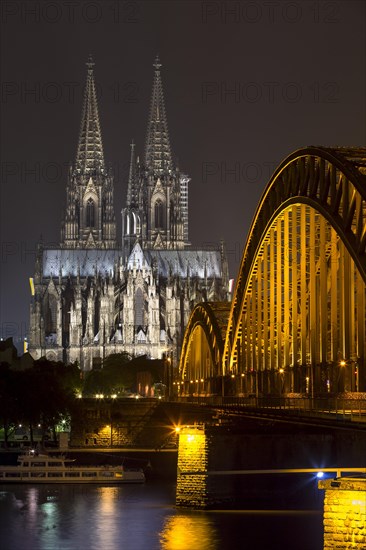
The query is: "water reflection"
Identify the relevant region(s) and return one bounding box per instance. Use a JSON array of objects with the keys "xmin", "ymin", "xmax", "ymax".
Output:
[
  {"xmin": 160, "ymin": 513, "xmax": 219, "ymax": 550},
  {"xmin": 94, "ymin": 487, "xmax": 121, "ymax": 550},
  {"xmin": 0, "ymin": 484, "xmax": 323, "ymax": 550}
]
